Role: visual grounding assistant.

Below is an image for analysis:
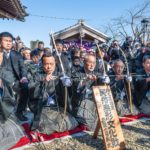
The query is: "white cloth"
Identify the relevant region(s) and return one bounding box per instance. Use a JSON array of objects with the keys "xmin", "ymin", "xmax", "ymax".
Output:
[
  {"xmin": 102, "ymin": 75, "xmax": 110, "ymax": 84},
  {"xmin": 3, "ymin": 50, "xmax": 10, "ymax": 59}
]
